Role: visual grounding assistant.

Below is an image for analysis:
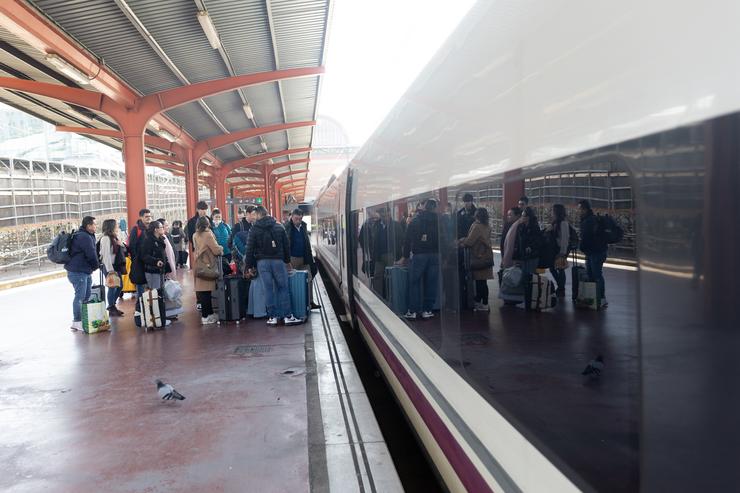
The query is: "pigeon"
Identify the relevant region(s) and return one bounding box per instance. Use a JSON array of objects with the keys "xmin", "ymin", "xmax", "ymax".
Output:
[
  {"xmin": 156, "ymin": 379, "xmax": 185, "ymax": 400},
  {"xmin": 581, "ymin": 355, "xmax": 605, "ymax": 377}
]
